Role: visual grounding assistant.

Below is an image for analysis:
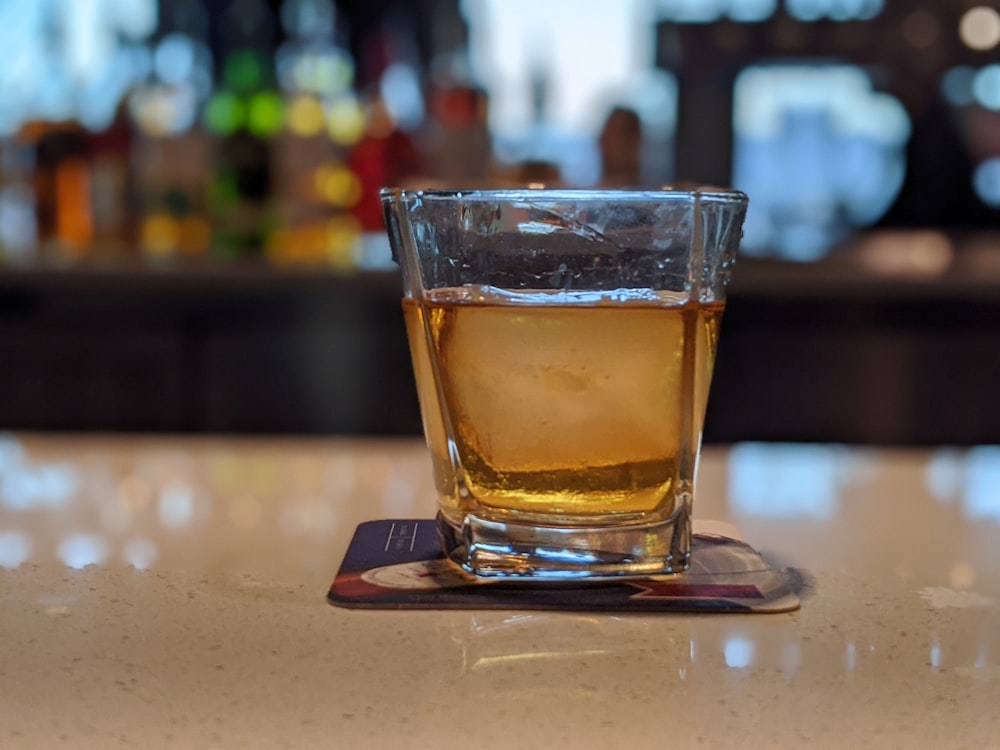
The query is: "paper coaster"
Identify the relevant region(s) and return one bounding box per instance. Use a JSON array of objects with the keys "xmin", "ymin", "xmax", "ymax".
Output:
[{"xmin": 327, "ymin": 519, "xmax": 800, "ymax": 614}]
